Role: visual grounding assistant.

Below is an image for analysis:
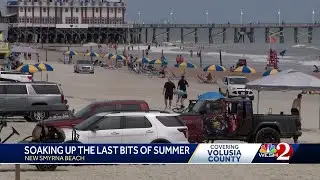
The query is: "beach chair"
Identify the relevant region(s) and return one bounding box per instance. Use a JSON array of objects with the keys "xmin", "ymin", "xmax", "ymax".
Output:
[{"xmin": 197, "ymin": 73, "xmax": 215, "ymax": 84}]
